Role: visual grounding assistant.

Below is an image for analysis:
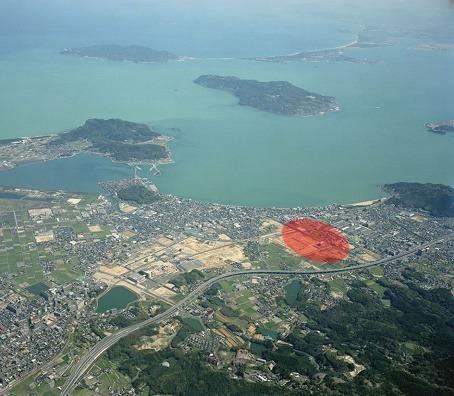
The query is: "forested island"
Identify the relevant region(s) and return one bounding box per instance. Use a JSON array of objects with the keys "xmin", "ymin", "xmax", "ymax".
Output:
[
  {"xmin": 0, "ymin": 119, "xmax": 170, "ymax": 170},
  {"xmin": 194, "ymin": 75, "xmax": 339, "ymax": 116},
  {"xmin": 51, "ymin": 118, "xmax": 168, "ymax": 162},
  {"xmin": 384, "ymin": 182, "xmax": 454, "ymax": 217},
  {"xmin": 425, "ymin": 120, "xmax": 454, "ymax": 134},
  {"xmin": 51, "ymin": 119, "xmax": 168, "ymax": 162},
  {"xmin": 61, "ymin": 45, "xmax": 178, "ymax": 63}
]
